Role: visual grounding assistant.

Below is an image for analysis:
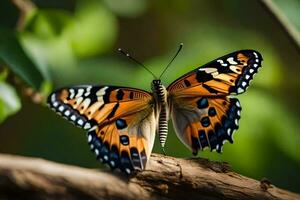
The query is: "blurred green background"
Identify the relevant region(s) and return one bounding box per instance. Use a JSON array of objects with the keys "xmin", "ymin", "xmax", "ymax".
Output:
[{"xmin": 0, "ymin": 0, "xmax": 299, "ymax": 193}]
